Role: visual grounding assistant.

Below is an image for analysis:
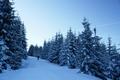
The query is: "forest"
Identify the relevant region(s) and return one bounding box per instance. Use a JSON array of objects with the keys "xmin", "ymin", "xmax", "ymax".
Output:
[
  {"xmin": 0, "ymin": 0, "xmax": 120, "ymax": 80},
  {"xmin": 28, "ymin": 18, "xmax": 120, "ymax": 80}
]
